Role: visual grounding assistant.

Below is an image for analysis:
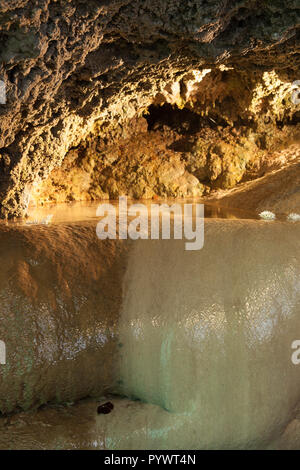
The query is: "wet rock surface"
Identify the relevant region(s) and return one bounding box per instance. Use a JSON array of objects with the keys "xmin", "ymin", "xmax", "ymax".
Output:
[
  {"xmin": 0, "ymin": 1, "xmax": 300, "ymax": 451},
  {"xmin": 0, "ymin": 222, "xmax": 130, "ymax": 413},
  {"xmin": 1, "ymin": 396, "xmax": 300, "ymax": 450},
  {"xmin": 1, "ymin": 220, "xmax": 300, "ymax": 449}
]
